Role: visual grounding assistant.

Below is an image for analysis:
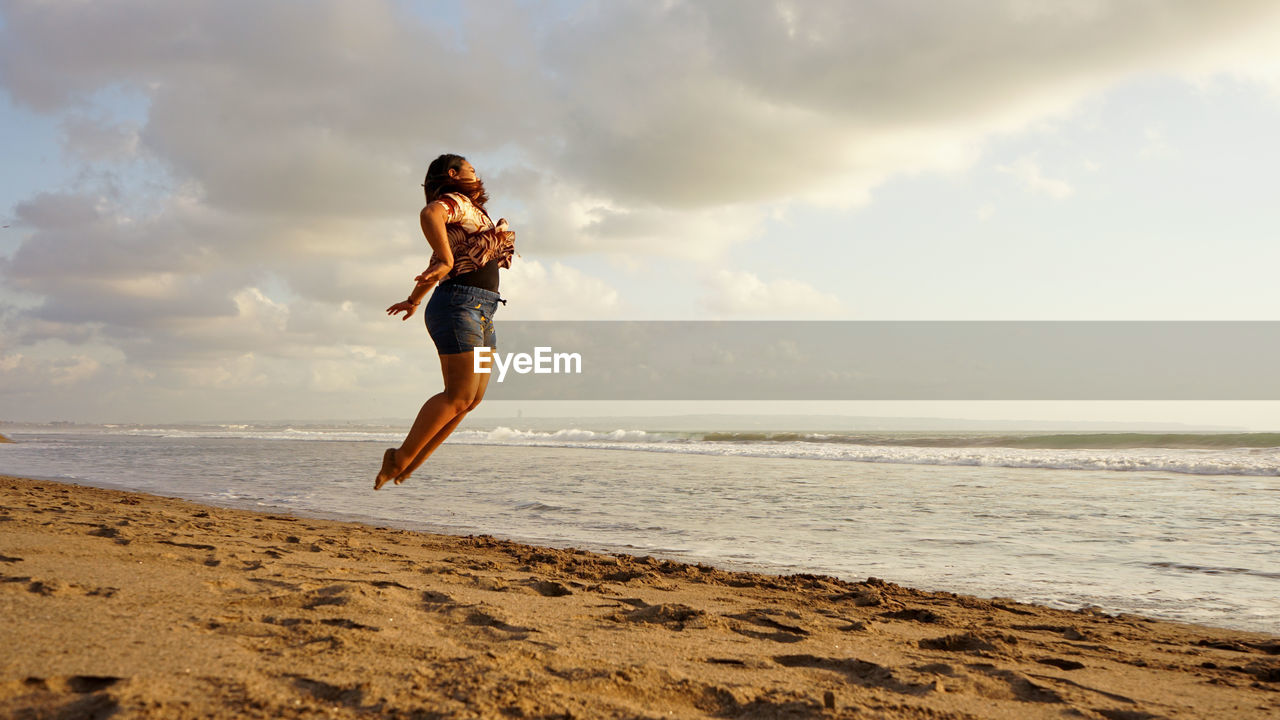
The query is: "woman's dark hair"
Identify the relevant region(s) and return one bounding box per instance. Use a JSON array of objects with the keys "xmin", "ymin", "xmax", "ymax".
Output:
[{"xmin": 423, "ymin": 153, "xmax": 488, "ymax": 210}]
